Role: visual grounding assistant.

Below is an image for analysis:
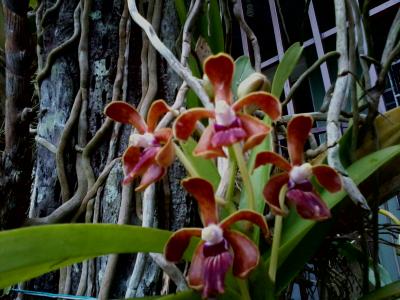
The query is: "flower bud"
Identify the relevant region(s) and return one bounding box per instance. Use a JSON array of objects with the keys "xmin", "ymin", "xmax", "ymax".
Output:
[
  {"xmin": 202, "ymin": 74, "xmax": 214, "ymax": 99},
  {"xmin": 237, "ymin": 72, "xmax": 271, "ymax": 99}
]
